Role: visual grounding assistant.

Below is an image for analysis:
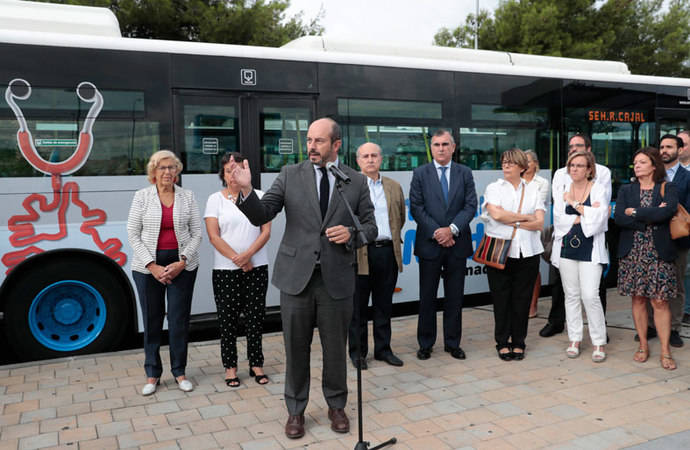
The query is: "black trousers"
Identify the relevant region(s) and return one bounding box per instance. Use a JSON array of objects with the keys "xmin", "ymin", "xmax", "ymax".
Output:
[
  {"xmin": 348, "ymin": 244, "xmax": 398, "ymax": 360},
  {"xmin": 133, "ymin": 249, "xmax": 197, "ymax": 378},
  {"xmin": 212, "ymin": 265, "xmax": 269, "ymax": 369},
  {"xmin": 548, "ymin": 268, "xmax": 607, "ymax": 326},
  {"xmin": 417, "ymin": 249, "xmax": 466, "ymax": 350},
  {"xmin": 280, "ymin": 267, "xmax": 353, "ymax": 416},
  {"xmin": 487, "ymin": 255, "xmax": 540, "ymax": 350}
]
